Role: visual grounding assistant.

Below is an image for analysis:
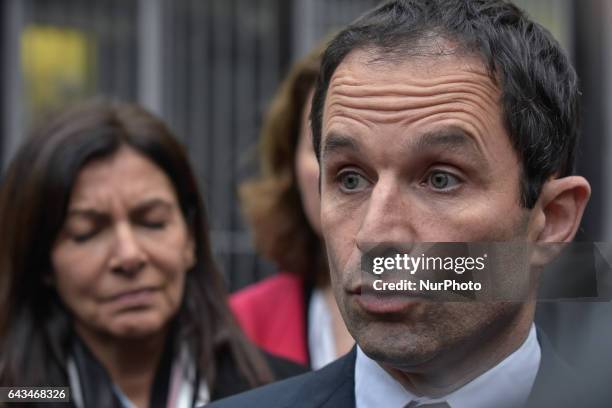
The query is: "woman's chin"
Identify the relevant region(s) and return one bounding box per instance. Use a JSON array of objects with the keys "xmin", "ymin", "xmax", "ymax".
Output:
[{"xmin": 105, "ymin": 312, "xmax": 169, "ymax": 340}]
